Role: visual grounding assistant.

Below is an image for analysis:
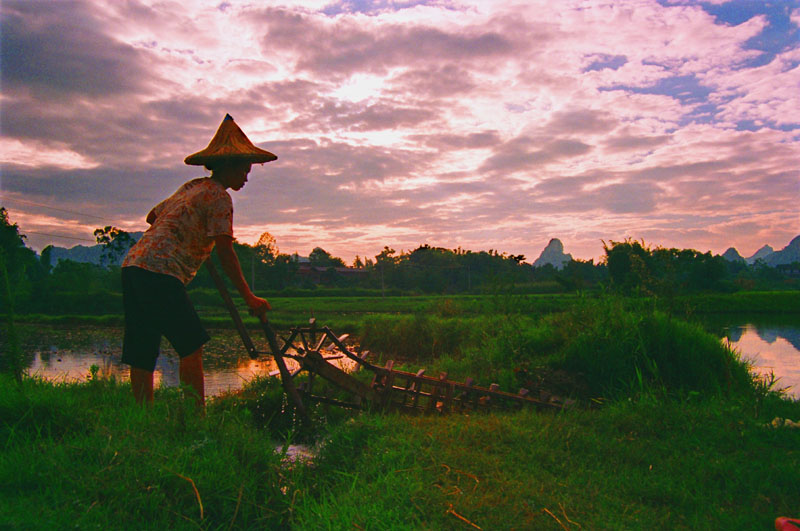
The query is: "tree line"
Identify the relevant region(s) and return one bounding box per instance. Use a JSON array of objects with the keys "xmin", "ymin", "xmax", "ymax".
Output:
[{"xmin": 1, "ymin": 207, "xmax": 797, "ymax": 316}]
